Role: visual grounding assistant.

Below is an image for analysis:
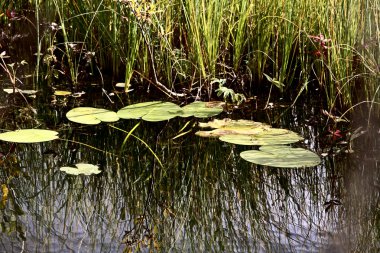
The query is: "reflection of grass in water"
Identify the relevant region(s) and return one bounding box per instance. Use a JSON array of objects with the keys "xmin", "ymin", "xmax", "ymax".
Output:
[{"xmin": 1, "ymin": 118, "xmax": 380, "ymax": 252}]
